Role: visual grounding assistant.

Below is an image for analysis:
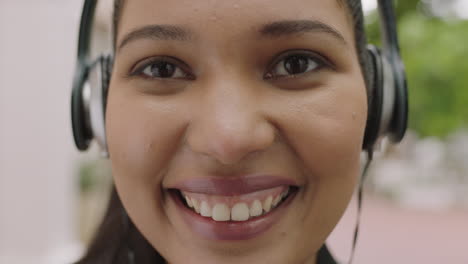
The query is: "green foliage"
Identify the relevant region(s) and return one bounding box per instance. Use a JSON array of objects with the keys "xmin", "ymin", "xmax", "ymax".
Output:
[
  {"xmin": 394, "ymin": 0, "xmax": 420, "ymax": 19},
  {"xmin": 400, "ymin": 15, "xmax": 468, "ymax": 137},
  {"xmin": 78, "ymin": 160, "xmax": 112, "ymax": 194},
  {"xmin": 366, "ymin": 2, "xmax": 468, "ymax": 138},
  {"xmin": 79, "ymin": 161, "xmax": 98, "ymax": 193}
]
